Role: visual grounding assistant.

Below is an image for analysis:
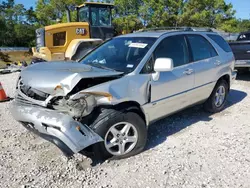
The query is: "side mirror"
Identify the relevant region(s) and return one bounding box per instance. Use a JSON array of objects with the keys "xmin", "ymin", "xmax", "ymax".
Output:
[
  {"xmin": 154, "ymin": 58, "xmax": 173, "ymax": 72},
  {"xmin": 152, "ymin": 58, "xmax": 173, "ymax": 81}
]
